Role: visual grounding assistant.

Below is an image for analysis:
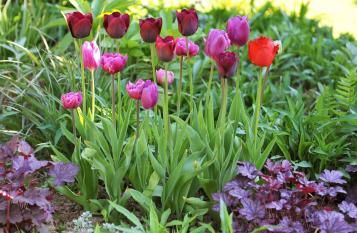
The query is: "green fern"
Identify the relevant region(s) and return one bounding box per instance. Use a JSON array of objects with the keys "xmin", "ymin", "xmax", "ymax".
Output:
[{"xmin": 335, "ymin": 69, "xmax": 357, "ymax": 111}]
